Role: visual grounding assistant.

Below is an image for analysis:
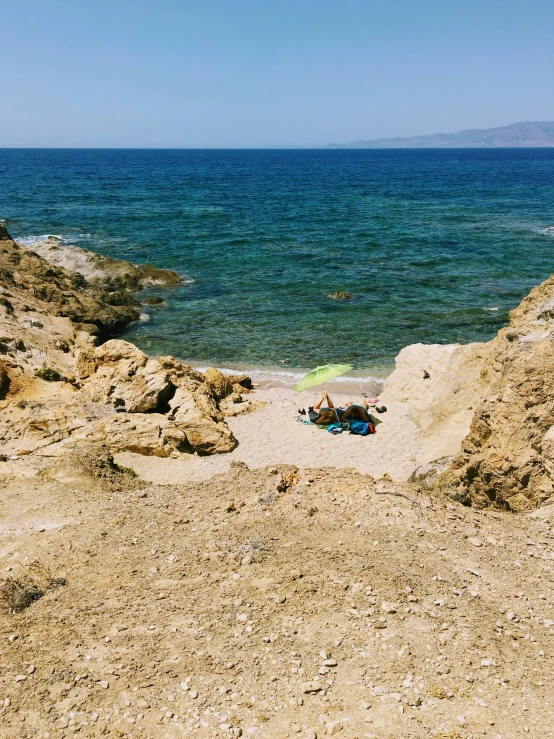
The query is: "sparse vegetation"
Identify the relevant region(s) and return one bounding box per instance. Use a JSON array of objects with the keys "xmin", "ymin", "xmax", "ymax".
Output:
[
  {"xmin": 114, "ymin": 463, "xmax": 137, "ymax": 477},
  {"xmin": 0, "ymin": 560, "xmax": 66, "ymax": 614},
  {"xmin": 235, "ymin": 537, "xmax": 268, "ymax": 564},
  {"xmin": 0, "ymin": 578, "xmax": 43, "ymax": 612},
  {"xmin": 257, "ymin": 490, "xmax": 276, "ymax": 507},
  {"xmin": 34, "ymin": 366, "xmax": 61, "ymax": 381}
]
